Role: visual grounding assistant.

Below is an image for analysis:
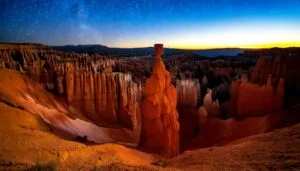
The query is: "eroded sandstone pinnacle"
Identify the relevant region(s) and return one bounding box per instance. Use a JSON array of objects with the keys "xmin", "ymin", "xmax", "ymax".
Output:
[{"xmin": 141, "ymin": 44, "xmax": 180, "ymax": 157}]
